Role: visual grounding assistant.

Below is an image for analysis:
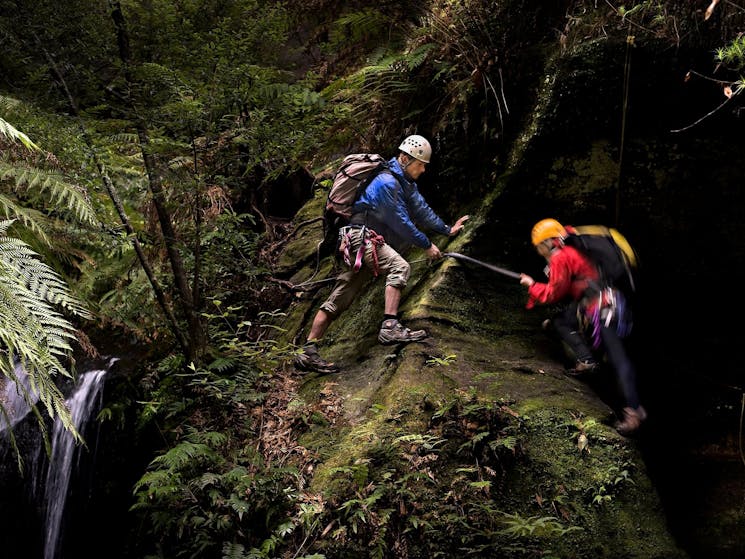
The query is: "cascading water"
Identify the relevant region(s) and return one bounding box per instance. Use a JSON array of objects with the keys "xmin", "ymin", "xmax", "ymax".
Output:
[
  {"xmin": 1, "ymin": 357, "xmax": 131, "ymax": 559},
  {"xmin": 0, "ymin": 362, "xmax": 41, "ymax": 431},
  {"xmin": 40, "ymin": 366, "xmax": 108, "ymax": 559}
]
